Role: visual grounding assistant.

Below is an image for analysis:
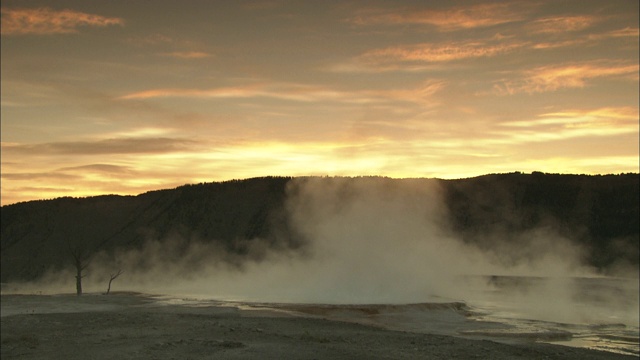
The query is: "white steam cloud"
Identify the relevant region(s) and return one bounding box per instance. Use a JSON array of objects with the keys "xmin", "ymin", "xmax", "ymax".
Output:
[{"xmin": 4, "ymin": 177, "xmax": 638, "ymax": 327}]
